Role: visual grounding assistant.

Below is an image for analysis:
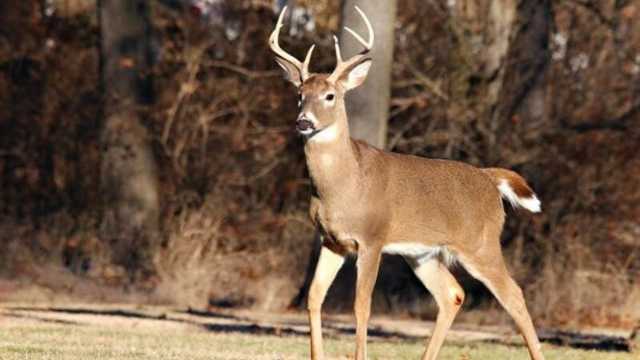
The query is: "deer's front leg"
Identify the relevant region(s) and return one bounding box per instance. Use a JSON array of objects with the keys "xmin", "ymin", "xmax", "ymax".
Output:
[
  {"xmin": 354, "ymin": 246, "xmax": 382, "ymax": 360},
  {"xmin": 308, "ymin": 243, "xmax": 345, "ymax": 360}
]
